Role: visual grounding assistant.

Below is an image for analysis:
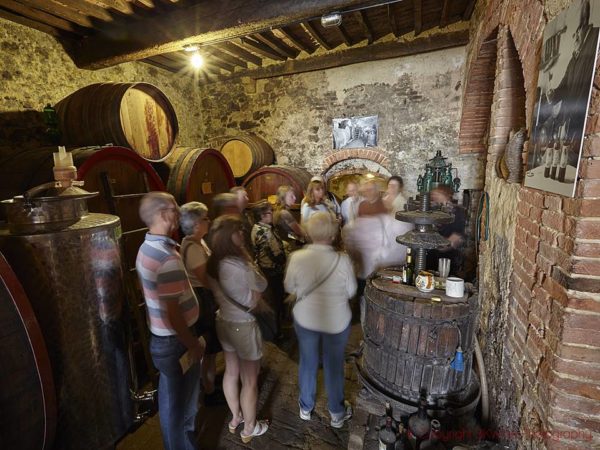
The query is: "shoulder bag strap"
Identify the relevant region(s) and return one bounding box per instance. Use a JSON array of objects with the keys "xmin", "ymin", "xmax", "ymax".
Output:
[{"xmin": 296, "ymin": 252, "xmax": 341, "ymax": 304}]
